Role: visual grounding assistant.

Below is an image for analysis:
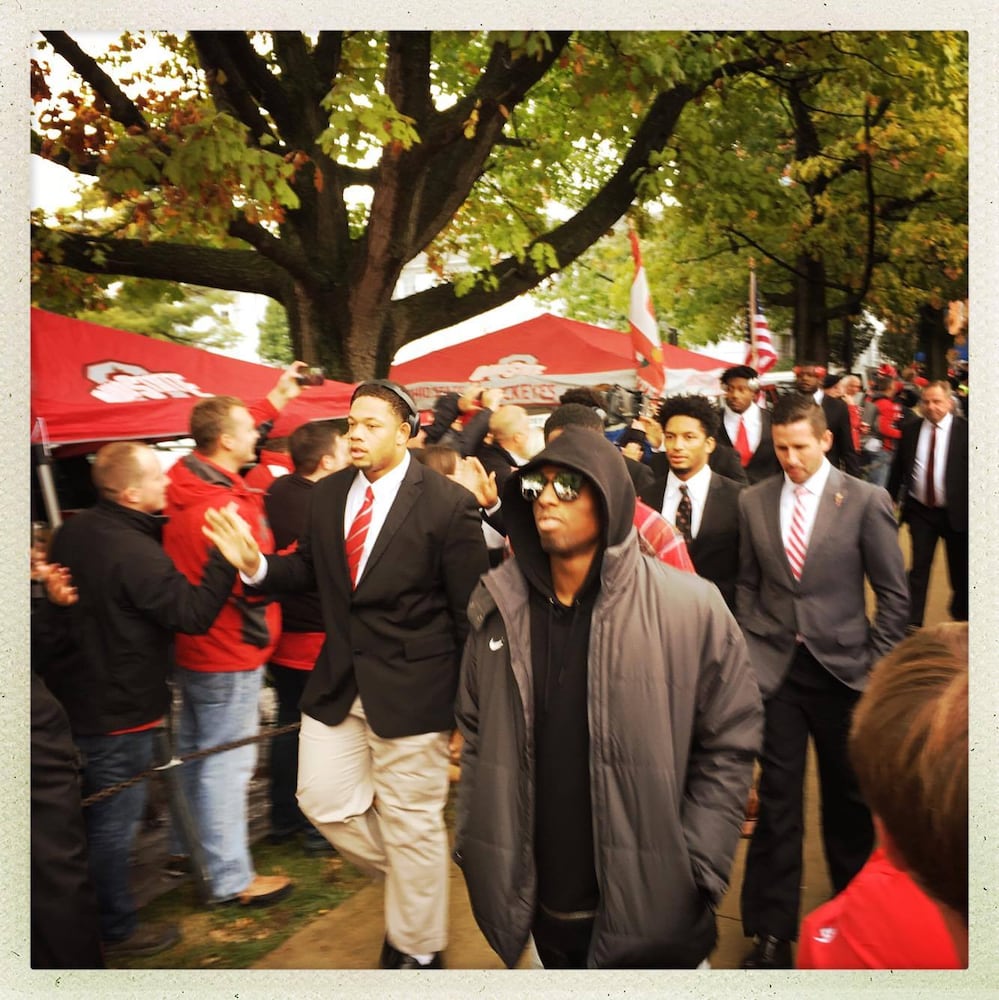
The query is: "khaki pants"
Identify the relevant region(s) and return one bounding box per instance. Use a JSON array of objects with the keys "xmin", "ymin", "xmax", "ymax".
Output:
[{"xmin": 297, "ymin": 697, "xmax": 451, "ymax": 957}]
